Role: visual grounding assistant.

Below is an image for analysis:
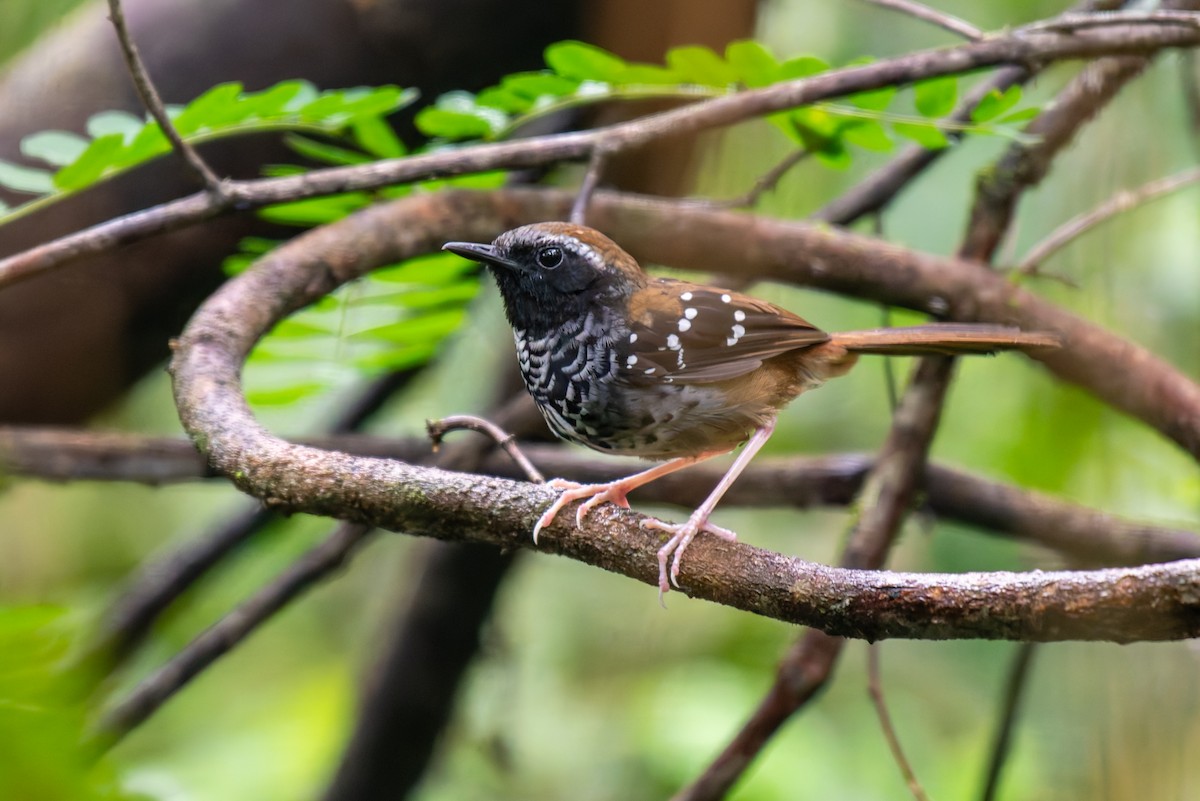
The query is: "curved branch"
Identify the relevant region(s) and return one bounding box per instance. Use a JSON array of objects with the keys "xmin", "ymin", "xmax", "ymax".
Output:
[
  {"xmin": 3, "ymin": 13, "xmax": 1200, "ymax": 287},
  {"xmin": 168, "ymin": 189, "xmax": 1200, "ymax": 642}
]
